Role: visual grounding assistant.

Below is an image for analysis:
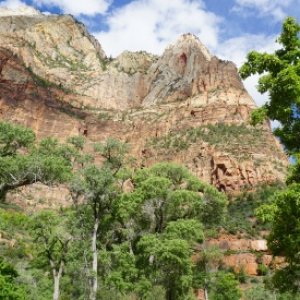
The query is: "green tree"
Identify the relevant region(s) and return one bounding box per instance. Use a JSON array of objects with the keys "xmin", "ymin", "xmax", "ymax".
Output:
[
  {"xmin": 244, "ymin": 284, "xmax": 274, "ymax": 300},
  {"xmin": 132, "ymin": 163, "xmax": 228, "ymax": 229},
  {"xmin": 263, "ymin": 184, "xmax": 300, "ymax": 293},
  {"xmin": 209, "ymin": 271, "xmax": 241, "ymax": 300},
  {"xmin": 71, "ymin": 138, "xmax": 128, "ymax": 300},
  {"xmin": 112, "ymin": 163, "xmax": 227, "ymax": 300},
  {"xmin": 240, "ymin": 17, "xmax": 300, "ymax": 154},
  {"xmin": 193, "ymin": 245, "xmax": 223, "ymax": 300},
  {"xmin": 241, "ymin": 16, "xmax": 300, "ymax": 293},
  {"xmin": 0, "ymin": 257, "xmax": 25, "ymax": 300},
  {"xmin": 0, "ymin": 122, "xmax": 75, "ymax": 200},
  {"xmin": 137, "ymin": 235, "xmax": 194, "ymax": 300},
  {"xmin": 30, "ymin": 211, "xmax": 73, "ymax": 300}
]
